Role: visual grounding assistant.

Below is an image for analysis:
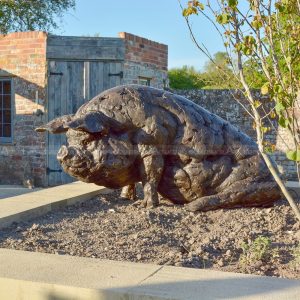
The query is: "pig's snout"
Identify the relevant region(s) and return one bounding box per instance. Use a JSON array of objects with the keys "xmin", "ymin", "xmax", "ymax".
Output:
[{"xmin": 57, "ymin": 145, "xmax": 76, "ymax": 162}]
